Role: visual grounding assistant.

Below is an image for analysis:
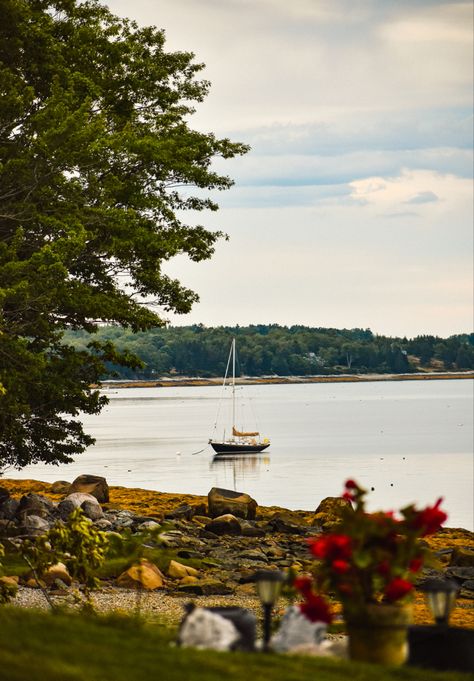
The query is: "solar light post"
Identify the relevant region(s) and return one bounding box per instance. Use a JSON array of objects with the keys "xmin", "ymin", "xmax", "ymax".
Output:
[
  {"xmin": 420, "ymin": 578, "xmax": 459, "ymax": 626},
  {"xmin": 254, "ymin": 570, "xmax": 284, "ymax": 652}
]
